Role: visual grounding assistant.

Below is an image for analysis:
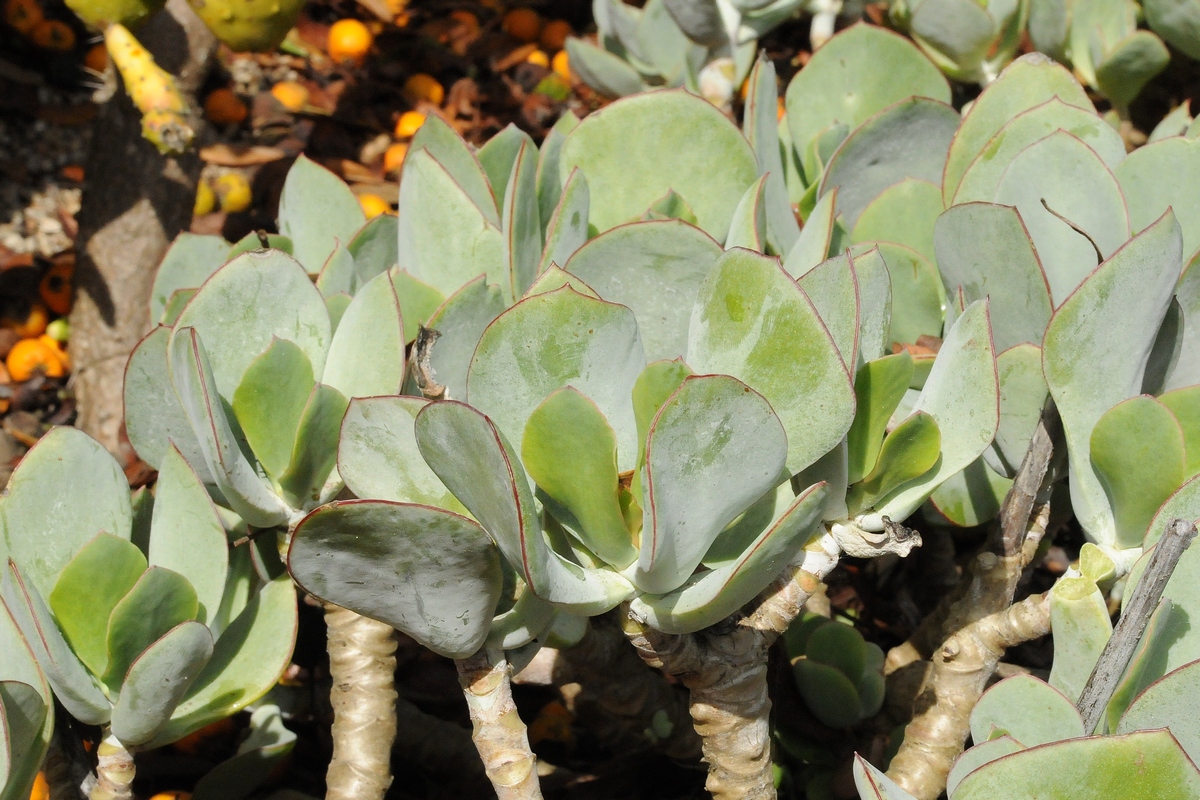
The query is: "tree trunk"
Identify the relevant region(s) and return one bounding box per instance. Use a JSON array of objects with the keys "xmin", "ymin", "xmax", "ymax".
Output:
[{"xmin": 69, "ymin": 0, "xmax": 215, "ymax": 454}]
